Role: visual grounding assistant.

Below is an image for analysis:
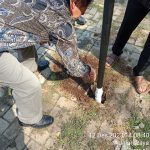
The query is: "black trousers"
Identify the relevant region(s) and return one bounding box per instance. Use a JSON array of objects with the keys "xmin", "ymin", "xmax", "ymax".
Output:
[{"xmin": 112, "ymin": 0, "xmax": 150, "ymax": 76}]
